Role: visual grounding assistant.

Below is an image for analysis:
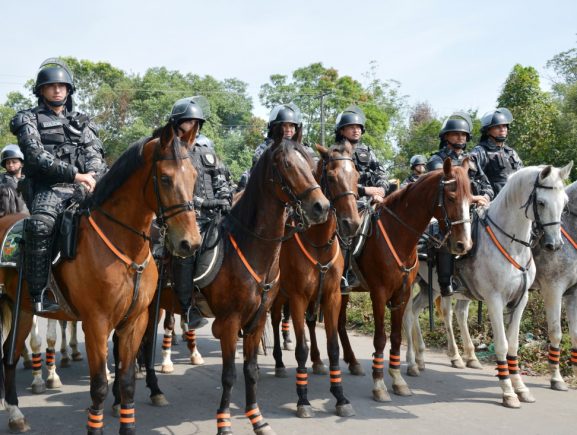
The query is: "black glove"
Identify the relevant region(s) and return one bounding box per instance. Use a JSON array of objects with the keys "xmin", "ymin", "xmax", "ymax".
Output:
[{"xmin": 201, "ymin": 198, "xmax": 231, "ymax": 212}]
